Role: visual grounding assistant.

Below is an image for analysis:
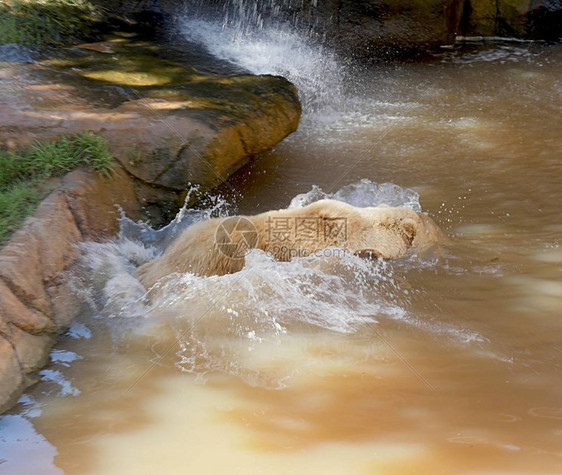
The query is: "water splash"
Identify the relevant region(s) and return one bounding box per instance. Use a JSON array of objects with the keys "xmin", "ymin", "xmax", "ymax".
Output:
[
  {"xmin": 73, "ymin": 238, "xmax": 157, "ymax": 318},
  {"xmin": 288, "ymin": 179, "xmax": 422, "ymax": 211},
  {"xmin": 179, "ymin": 6, "xmax": 344, "ymax": 113},
  {"xmin": 176, "ymin": 3, "xmax": 424, "ymax": 138},
  {"xmin": 159, "ymin": 248, "xmax": 405, "ymax": 387},
  {"xmin": 118, "ymin": 187, "xmax": 230, "ymax": 252},
  {"xmin": 68, "ymin": 180, "xmax": 485, "ymax": 387}
]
